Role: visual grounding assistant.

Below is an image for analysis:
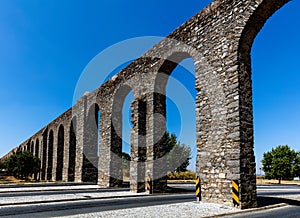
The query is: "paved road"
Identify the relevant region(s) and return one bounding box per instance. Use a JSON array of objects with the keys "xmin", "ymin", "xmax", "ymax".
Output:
[
  {"xmin": 0, "ymin": 187, "xmax": 129, "ymax": 198},
  {"xmin": 257, "ymin": 184, "xmax": 300, "ymax": 196},
  {"xmin": 222, "ymin": 205, "xmax": 300, "ymax": 218},
  {"xmin": 0, "ymin": 194, "xmax": 195, "ymax": 217},
  {"xmin": 1, "ymin": 183, "xmax": 300, "ymax": 217}
]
